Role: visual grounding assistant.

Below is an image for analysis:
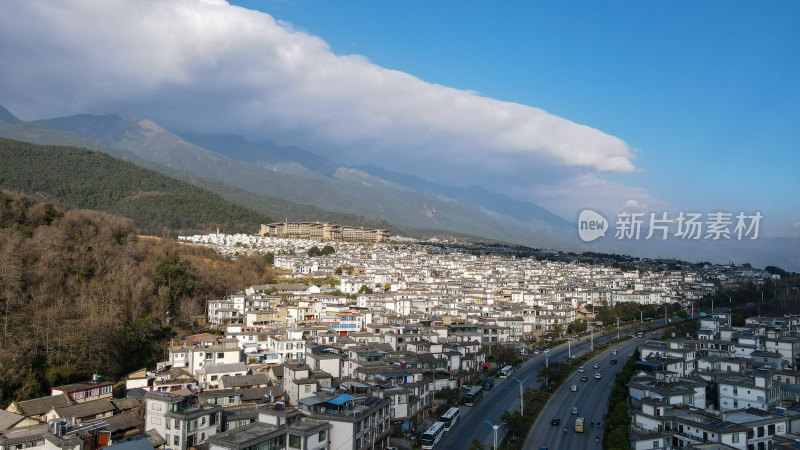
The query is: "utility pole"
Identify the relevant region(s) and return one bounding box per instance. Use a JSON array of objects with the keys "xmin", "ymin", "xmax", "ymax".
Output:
[
  {"xmin": 511, "ymin": 376, "xmax": 528, "ymax": 416},
  {"xmin": 485, "ymin": 421, "xmax": 506, "ymax": 450}
]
